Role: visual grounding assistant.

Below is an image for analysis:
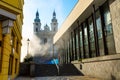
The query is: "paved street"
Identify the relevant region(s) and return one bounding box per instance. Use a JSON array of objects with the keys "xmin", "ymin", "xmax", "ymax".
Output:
[{"xmin": 15, "ymin": 76, "xmax": 102, "ymax": 80}]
